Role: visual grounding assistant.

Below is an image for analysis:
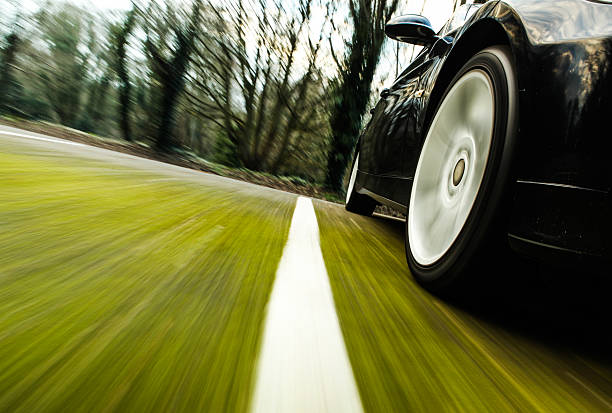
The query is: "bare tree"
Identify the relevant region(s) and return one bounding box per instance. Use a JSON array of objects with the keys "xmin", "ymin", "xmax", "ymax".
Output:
[
  {"xmin": 0, "ymin": 30, "xmax": 21, "ymax": 115},
  {"xmin": 185, "ymin": 0, "xmax": 332, "ymax": 174},
  {"xmin": 109, "ymin": 6, "xmax": 137, "ymax": 141},
  {"xmin": 36, "ymin": 3, "xmax": 93, "ymax": 127},
  {"xmin": 324, "ymin": 0, "xmax": 400, "ymax": 192},
  {"xmin": 142, "ymin": 0, "xmax": 203, "ymax": 150}
]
